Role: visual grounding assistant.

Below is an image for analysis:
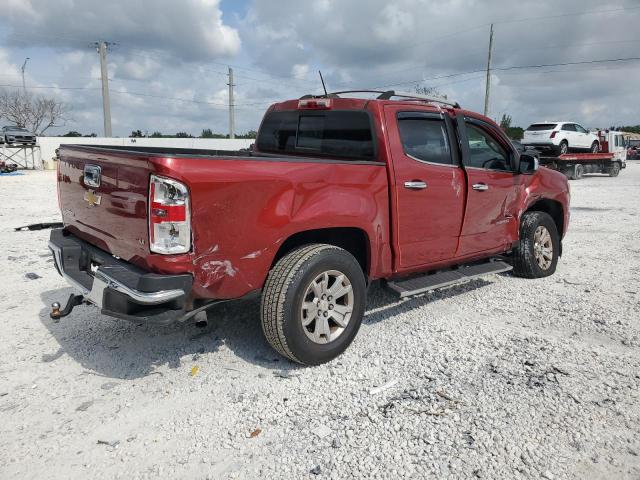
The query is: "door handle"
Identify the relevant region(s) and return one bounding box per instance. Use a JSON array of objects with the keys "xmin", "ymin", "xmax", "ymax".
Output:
[
  {"xmin": 472, "ymin": 183, "xmax": 489, "ymax": 191},
  {"xmin": 404, "ymin": 181, "xmax": 427, "ymax": 190}
]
